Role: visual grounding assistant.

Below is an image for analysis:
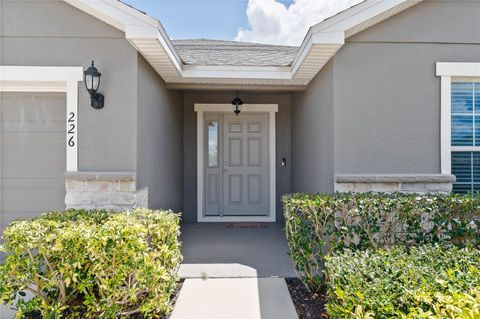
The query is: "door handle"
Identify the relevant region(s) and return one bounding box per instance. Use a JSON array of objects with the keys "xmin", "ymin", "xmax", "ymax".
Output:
[{"xmin": 224, "ymin": 161, "xmax": 228, "ymax": 166}]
